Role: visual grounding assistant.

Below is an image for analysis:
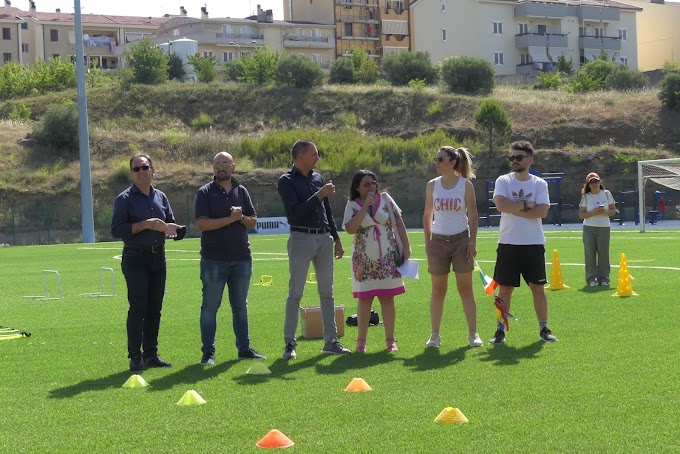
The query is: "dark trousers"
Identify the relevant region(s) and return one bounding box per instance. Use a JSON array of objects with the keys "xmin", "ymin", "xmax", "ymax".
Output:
[{"xmin": 121, "ymin": 252, "xmax": 167, "ymax": 359}]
